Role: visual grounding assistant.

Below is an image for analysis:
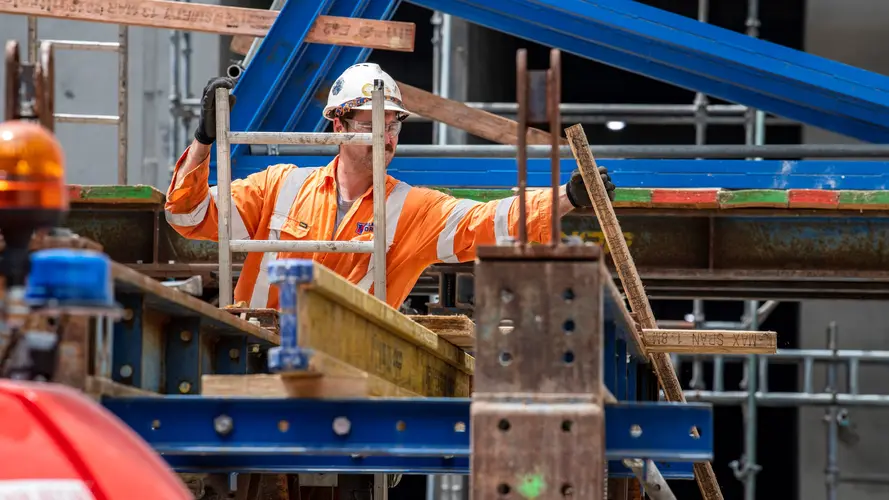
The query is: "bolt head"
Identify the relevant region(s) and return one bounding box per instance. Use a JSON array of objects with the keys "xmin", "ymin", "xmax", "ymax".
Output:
[
  {"xmin": 214, "ymin": 415, "xmax": 234, "ymax": 435},
  {"xmin": 332, "ymin": 417, "xmax": 352, "ymax": 436},
  {"xmin": 178, "ymin": 381, "xmax": 192, "ymax": 393}
]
